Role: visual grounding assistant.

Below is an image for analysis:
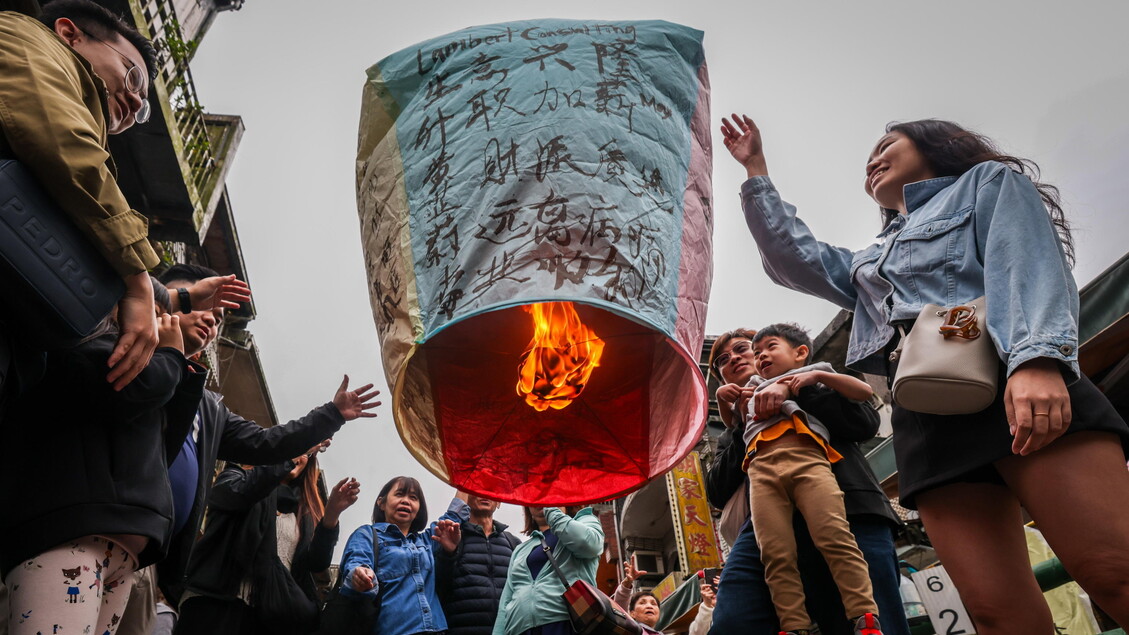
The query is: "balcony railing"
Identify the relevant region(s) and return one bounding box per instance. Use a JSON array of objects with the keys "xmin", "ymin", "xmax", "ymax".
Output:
[{"xmin": 128, "ymin": 0, "xmax": 218, "ymax": 228}]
